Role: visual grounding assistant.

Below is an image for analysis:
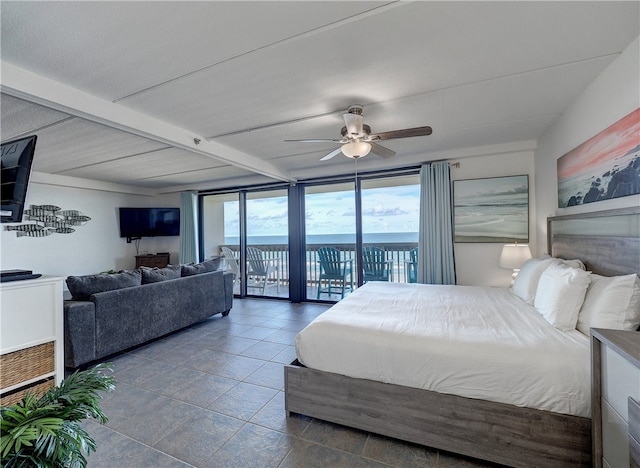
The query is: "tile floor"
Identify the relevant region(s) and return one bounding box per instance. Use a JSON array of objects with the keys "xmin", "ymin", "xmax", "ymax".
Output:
[{"xmin": 83, "ymin": 298, "xmax": 498, "ymax": 467}]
